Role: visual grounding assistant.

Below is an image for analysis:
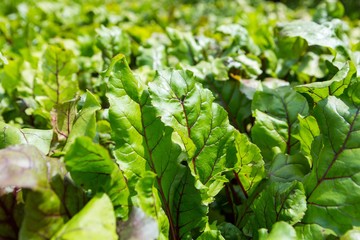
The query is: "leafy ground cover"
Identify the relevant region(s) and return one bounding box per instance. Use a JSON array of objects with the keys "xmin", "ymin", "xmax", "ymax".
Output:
[{"xmin": 1, "ymin": 0, "xmax": 360, "ymax": 239}]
